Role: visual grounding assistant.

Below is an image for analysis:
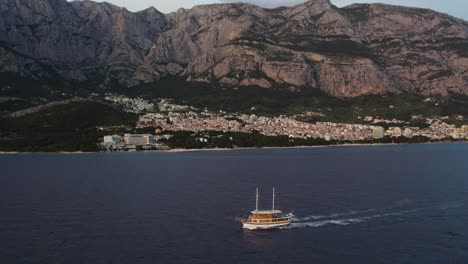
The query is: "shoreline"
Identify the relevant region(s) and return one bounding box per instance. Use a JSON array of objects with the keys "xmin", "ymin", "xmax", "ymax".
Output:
[
  {"xmin": 165, "ymin": 143, "xmax": 394, "ymax": 153},
  {"xmin": 0, "ymin": 141, "xmax": 465, "ymax": 155},
  {"xmin": 164, "ymin": 141, "xmax": 451, "ymax": 153}
]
